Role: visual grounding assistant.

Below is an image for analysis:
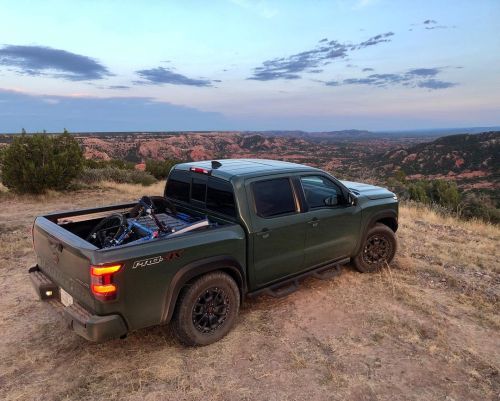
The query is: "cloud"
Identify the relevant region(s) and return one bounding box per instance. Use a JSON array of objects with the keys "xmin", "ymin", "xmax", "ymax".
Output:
[
  {"xmin": 248, "ymin": 32, "xmax": 395, "ymax": 81},
  {"xmin": 135, "ymin": 66, "xmax": 213, "ymax": 87},
  {"xmin": 407, "ymin": 68, "xmax": 440, "ymax": 77},
  {"xmin": 0, "ymin": 88, "xmax": 227, "ymax": 132},
  {"xmin": 411, "ymin": 19, "xmax": 455, "ymax": 30},
  {"xmin": 0, "ymin": 45, "xmax": 112, "ymax": 81},
  {"xmin": 417, "ymin": 79, "xmax": 457, "ymax": 89},
  {"xmin": 249, "ymin": 70, "xmax": 301, "ymax": 81},
  {"xmin": 362, "ymin": 67, "xmax": 374, "ymax": 72},
  {"xmin": 425, "ymin": 25, "xmax": 452, "ymax": 30},
  {"xmin": 324, "ymin": 67, "xmax": 457, "ymax": 90},
  {"xmin": 356, "ymin": 32, "xmax": 394, "ymax": 49},
  {"xmin": 107, "ymin": 85, "xmax": 130, "ymax": 90}
]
